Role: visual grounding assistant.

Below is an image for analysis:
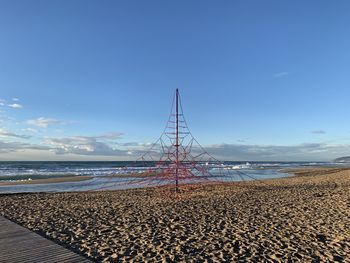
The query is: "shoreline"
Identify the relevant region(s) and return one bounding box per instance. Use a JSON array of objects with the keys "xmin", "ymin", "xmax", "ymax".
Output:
[
  {"xmin": 0, "ymin": 176, "xmax": 92, "ymax": 186},
  {"xmin": 0, "ymin": 165, "xmax": 341, "ymax": 189},
  {"xmin": 281, "ymin": 166, "xmax": 350, "ymax": 176},
  {"xmin": 0, "ymin": 165, "xmax": 347, "ymax": 188}
]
